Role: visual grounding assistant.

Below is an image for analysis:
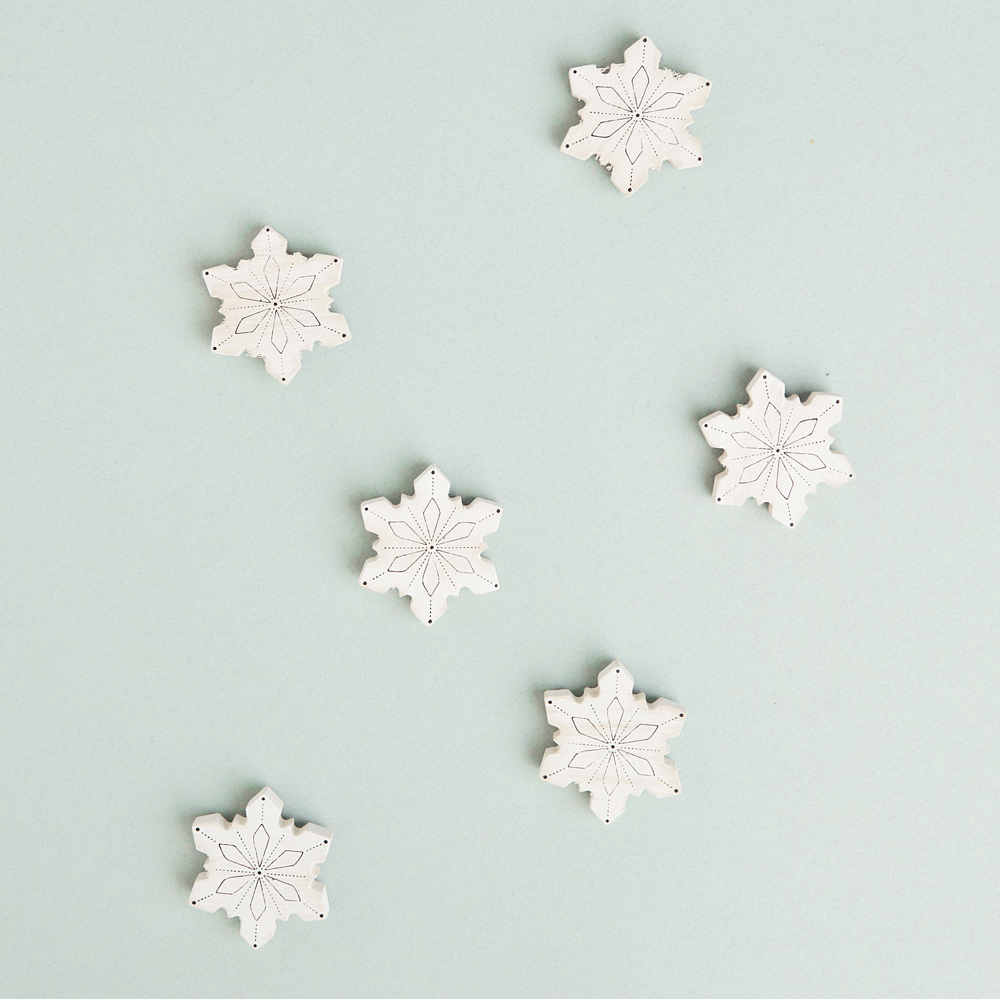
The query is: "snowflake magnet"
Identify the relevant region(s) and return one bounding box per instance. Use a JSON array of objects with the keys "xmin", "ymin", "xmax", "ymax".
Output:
[
  {"xmin": 561, "ymin": 36, "xmax": 711, "ymax": 196},
  {"xmin": 540, "ymin": 661, "xmax": 684, "ymax": 824},
  {"xmin": 359, "ymin": 465, "xmax": 502, "ymax": 626},
  {"xmin": 700, "ymin": 369, "xmax": 854, "ymax": 528},
  {"xmin": 189, "ymin": 787, "xmax": 331, "ymax": 948},
  {"xmin": 203, "ymin": 226, "xmax": 350, "ymax": 383}
]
